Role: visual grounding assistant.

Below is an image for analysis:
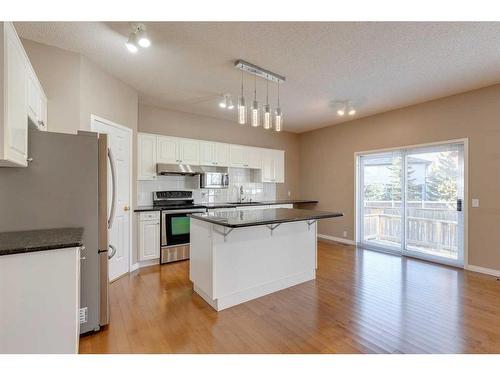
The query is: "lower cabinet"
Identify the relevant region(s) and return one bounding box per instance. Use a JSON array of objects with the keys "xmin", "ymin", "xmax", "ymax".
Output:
[
  {"xmin": 138, "ymin": 211, "xmax": 160, "ymax": 261},
  {"xmin": 0, "ymin": 247, "xmax": 81, "ymax": 354}
]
